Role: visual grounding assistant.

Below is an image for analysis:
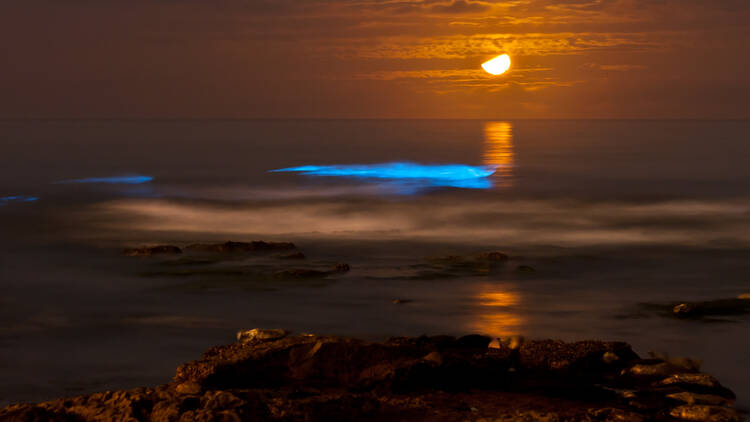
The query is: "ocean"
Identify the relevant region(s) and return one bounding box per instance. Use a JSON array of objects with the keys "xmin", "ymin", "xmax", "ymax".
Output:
[{"xmin": 1, "ymin": 119, "xmax": 749, "ymax": 409}]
